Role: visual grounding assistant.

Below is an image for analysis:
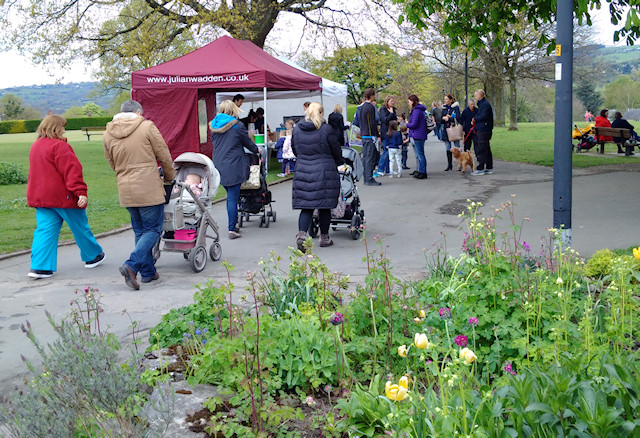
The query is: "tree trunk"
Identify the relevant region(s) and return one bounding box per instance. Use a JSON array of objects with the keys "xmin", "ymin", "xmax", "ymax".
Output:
[{"xmin": 508, "ymin": 74, "xmax": 518, "ymax": 131}]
